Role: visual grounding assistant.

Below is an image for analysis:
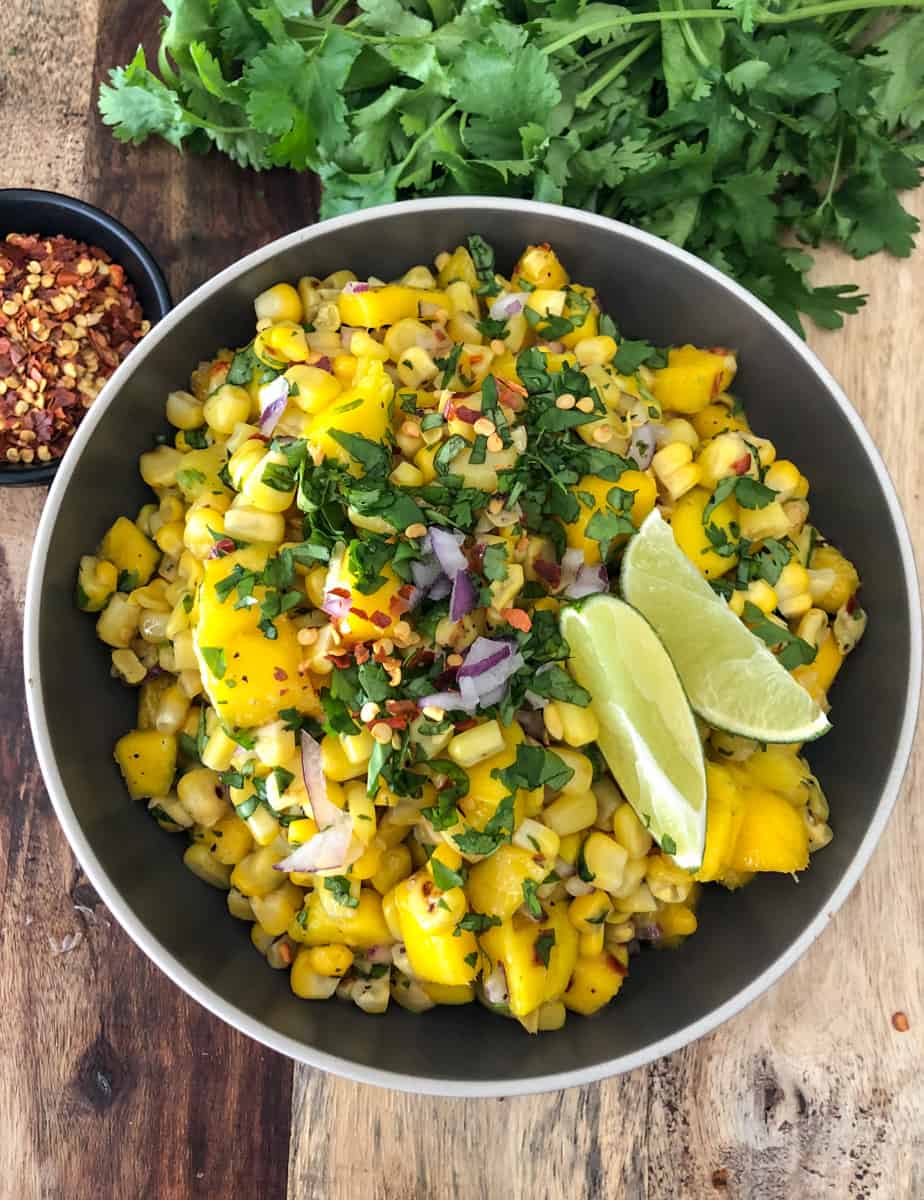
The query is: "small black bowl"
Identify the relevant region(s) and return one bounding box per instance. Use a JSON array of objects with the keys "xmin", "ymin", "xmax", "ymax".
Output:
[{"xmin": 0, "ymin": 189, "xmax": 173, "ymax": 486}]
